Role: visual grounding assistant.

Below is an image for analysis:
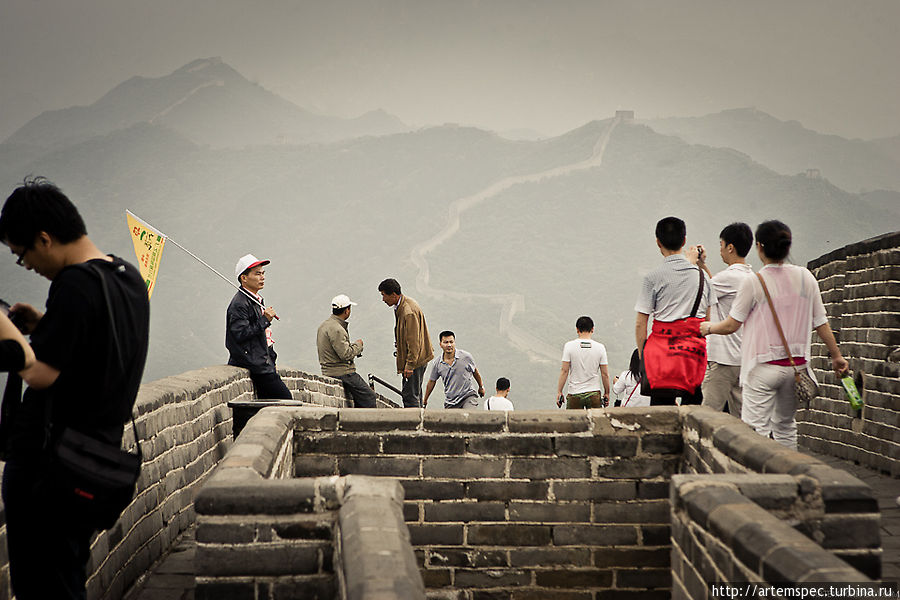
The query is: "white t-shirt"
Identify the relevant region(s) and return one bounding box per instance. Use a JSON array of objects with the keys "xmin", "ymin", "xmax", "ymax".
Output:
[
  {"xmin": 730, "ymin": 263, "xmax": 827, "ymax": 386},
  {"xmin": 707, "ymin": 263, "xmax": 754, "ymax": 366},
  {"xmin": 484, "ymin": 395, "xmax": 514, "ymax": 411},
  {"xmin": 561, "ymin": 338, "xmax": 608, "ymax": 394},
  {"xmin": 612, "ymin": 370, "xmax": 651, "ymax": 407}
]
